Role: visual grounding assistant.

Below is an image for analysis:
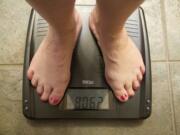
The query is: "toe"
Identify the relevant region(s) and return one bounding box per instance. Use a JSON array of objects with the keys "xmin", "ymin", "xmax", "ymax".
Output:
[
  {"xmin": 137, "ymin": 72, "xmax": 143, "ymax": 82},
  {"xmin": 40, "ymin": 85, "xmax": 52, "ymax": 102},
  {"xmin": 133, "ymin": 80, "xmax": 140, "ymax": 90},
  {"xmin": 114, "ymin": 88, "xmax": 129, "ymax": 102},
  {"xmin": 36, "ymin": 84, "xmax": 44, "ymax": 95},
  {"xmin": 140, "ymin": 65, "xmax": 146, "ymax": 75},
  {"xmin": 49, "ymin": 89, "xmax": 64, "ymax": 105},
  {"xmin": 27, "ymin": 69, "xmax": 34, "ymax": 80},
  {"xmin": 127, "ymin": 88, "xmax": 135, "ymax": 97},
  {"xmin": 124, "ymin": 83, "xmax": 135, "ymax": 97},
  {"xmin": 31, "ymin": 76, "xmax": 38, "ymax": 87}
]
